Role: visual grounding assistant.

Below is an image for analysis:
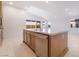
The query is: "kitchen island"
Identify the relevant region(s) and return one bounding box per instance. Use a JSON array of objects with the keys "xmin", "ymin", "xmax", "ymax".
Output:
[{"xmin": 23, "ymin": 29, "xmax": 68, "ymax": 57}]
